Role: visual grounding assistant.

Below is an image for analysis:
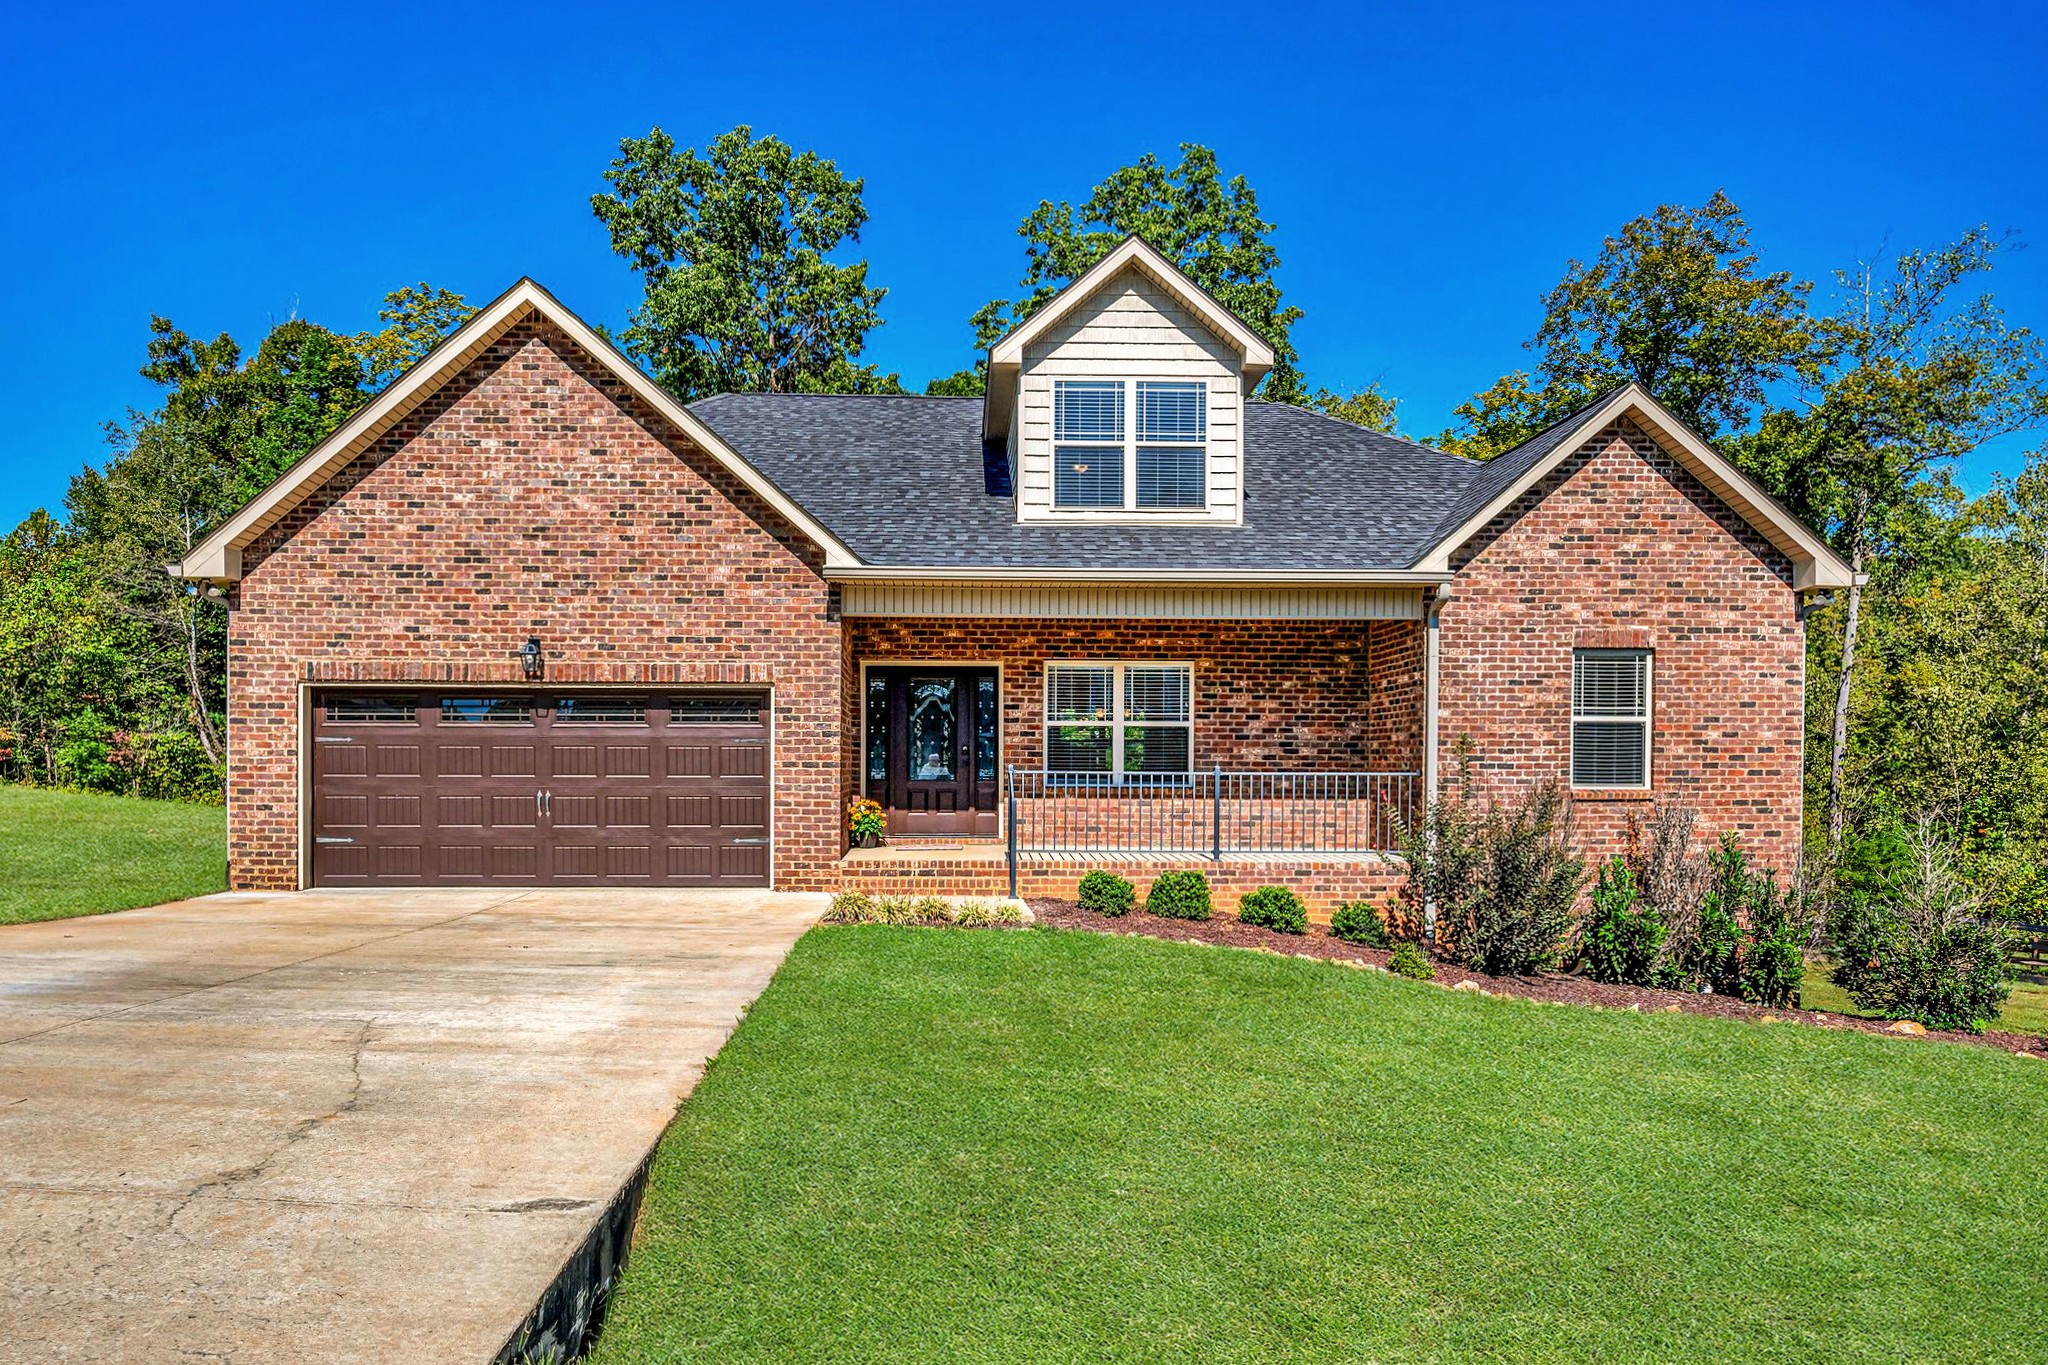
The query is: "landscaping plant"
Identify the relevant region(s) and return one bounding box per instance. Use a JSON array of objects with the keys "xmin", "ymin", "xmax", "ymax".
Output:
[
  {"xmin": 847, "ymin": 797, "xmax": 885, "ymax": 846},
  {"xmin": 1827, "ymin": 819, "xmax": 2014, "ymax": 1032},
  {"xmin": 1076, "ymin": 869, "xmax": 1136, "ymax": 917},
  {"xmin": 1237, "ymin": 885, "xmax": 1308, "ymax": 934},
  {"xmin": 1145, "ymin": 870, "xmax": 1213, "ymax": 920},
  {"xmin": 1329, "ymin": 899, "xmax": 1393, "ymax": 948},
  {"xmin": 1579, "ymin": 857, "xmax": 1665, "ymax": 986},
  {"xmin": 1387, "ymin": 942, "xmax": 1436, "ymax": 980},
  {"xmin": 954, "ymin": 899, "xmax": 1025, "ymax": 928},
  {"xmin": 1412, "ymin": 771, "xmax": 1586, "ymax": 978}
]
